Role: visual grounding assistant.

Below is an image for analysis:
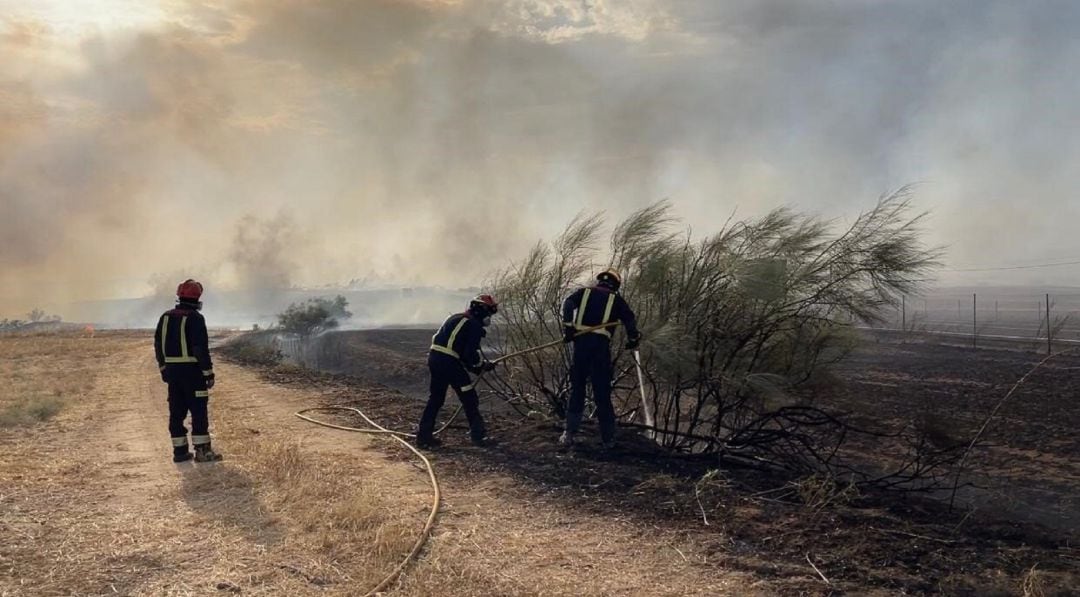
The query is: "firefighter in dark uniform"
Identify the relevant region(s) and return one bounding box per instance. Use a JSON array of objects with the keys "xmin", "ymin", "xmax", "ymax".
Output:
[
  {"xmin": 416, "ymin": 294, "xmax": 499, "ymax": 449},
  {"xmin": 560, "ymin": 269, "xmax": 641, "ymax": 448},
  {"xmin": 154, "ymin": 279, "xmax": 223, "ymax": 463}
]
